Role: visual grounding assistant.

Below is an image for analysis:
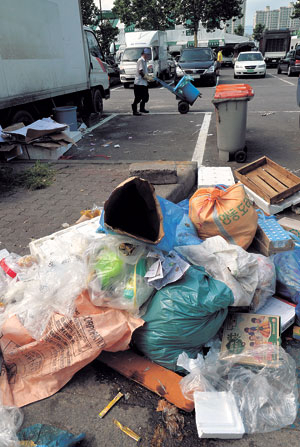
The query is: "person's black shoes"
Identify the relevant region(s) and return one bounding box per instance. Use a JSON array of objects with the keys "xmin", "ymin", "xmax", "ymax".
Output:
[
  {"xmin": 140, "ymin": 108, "xmax": 149, "ymax": 113},
  {"xmin": 132, "ymin": 104, "xmax": 141, "ymax": 116}
]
